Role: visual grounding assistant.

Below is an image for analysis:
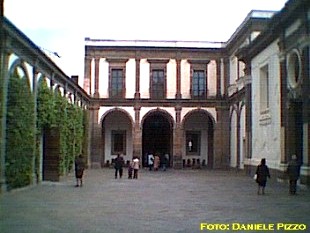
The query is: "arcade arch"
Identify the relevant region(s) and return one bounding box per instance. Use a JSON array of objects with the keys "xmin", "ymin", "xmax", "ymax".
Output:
[
  {"xmin": 182, "ymin": 109, "xmax": 215, "ymax": 168},
  {"xmin": 141, "ymin": 110, "xmax": 174, "ymax": 167}
]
